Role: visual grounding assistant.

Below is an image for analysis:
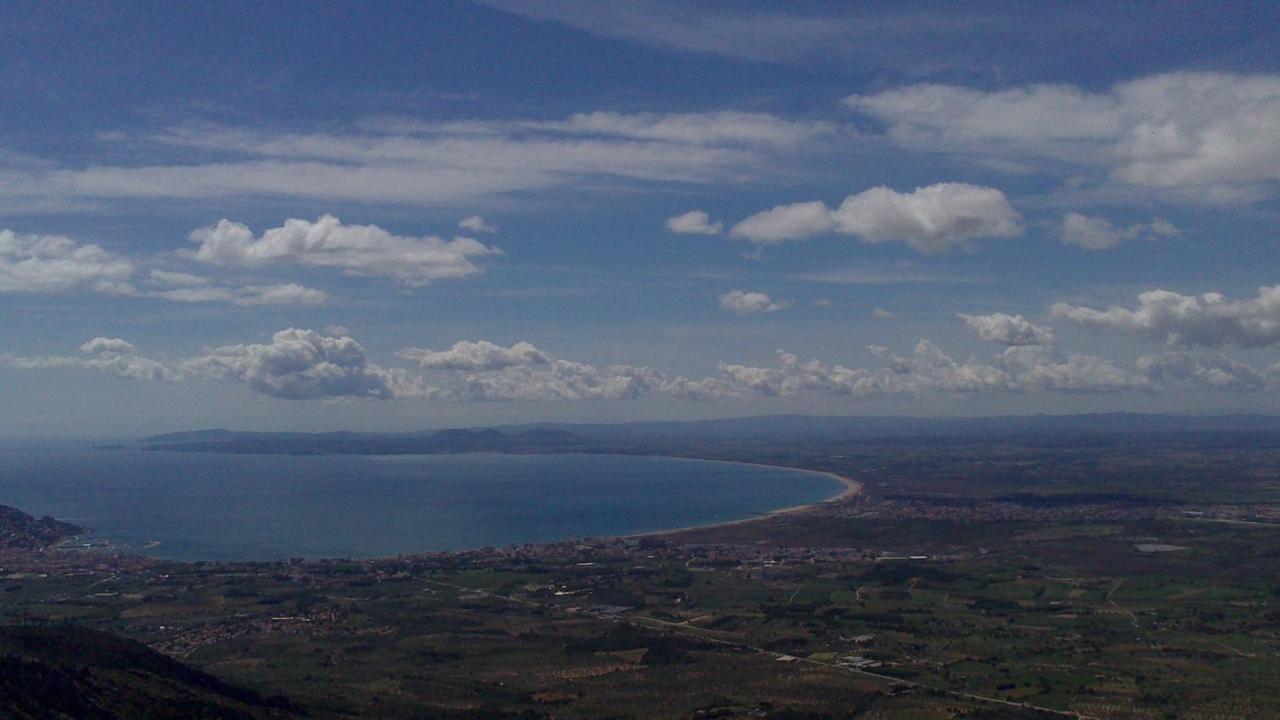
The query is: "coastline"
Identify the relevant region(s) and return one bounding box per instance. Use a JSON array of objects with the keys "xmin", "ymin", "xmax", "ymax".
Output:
[
  {"xmin": 10, "ymin": 452, "xmax": 861, "ymax": 561},
  {"xmin": 622, "ymin": 459, "xmax": 862, "ymax": 540}
]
